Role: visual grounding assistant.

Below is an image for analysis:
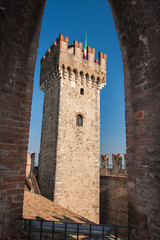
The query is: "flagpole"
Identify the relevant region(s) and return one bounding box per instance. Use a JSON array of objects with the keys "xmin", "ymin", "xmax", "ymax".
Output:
[{"xmin": 83, "ymin": 33, "xmax": 87, "ymax": 59}]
